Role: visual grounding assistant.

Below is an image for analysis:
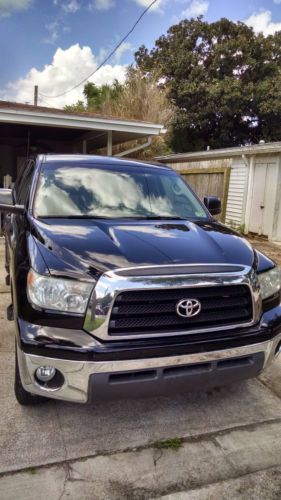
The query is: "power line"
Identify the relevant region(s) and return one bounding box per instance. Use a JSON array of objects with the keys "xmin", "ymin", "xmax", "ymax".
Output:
[
  {"xmin": 39, "ymin": 0, "xmax": 158, "ymax": 99},
  {"xmin": 39, "ymin": 96, "xmax": 53, "ymax": 107}
]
